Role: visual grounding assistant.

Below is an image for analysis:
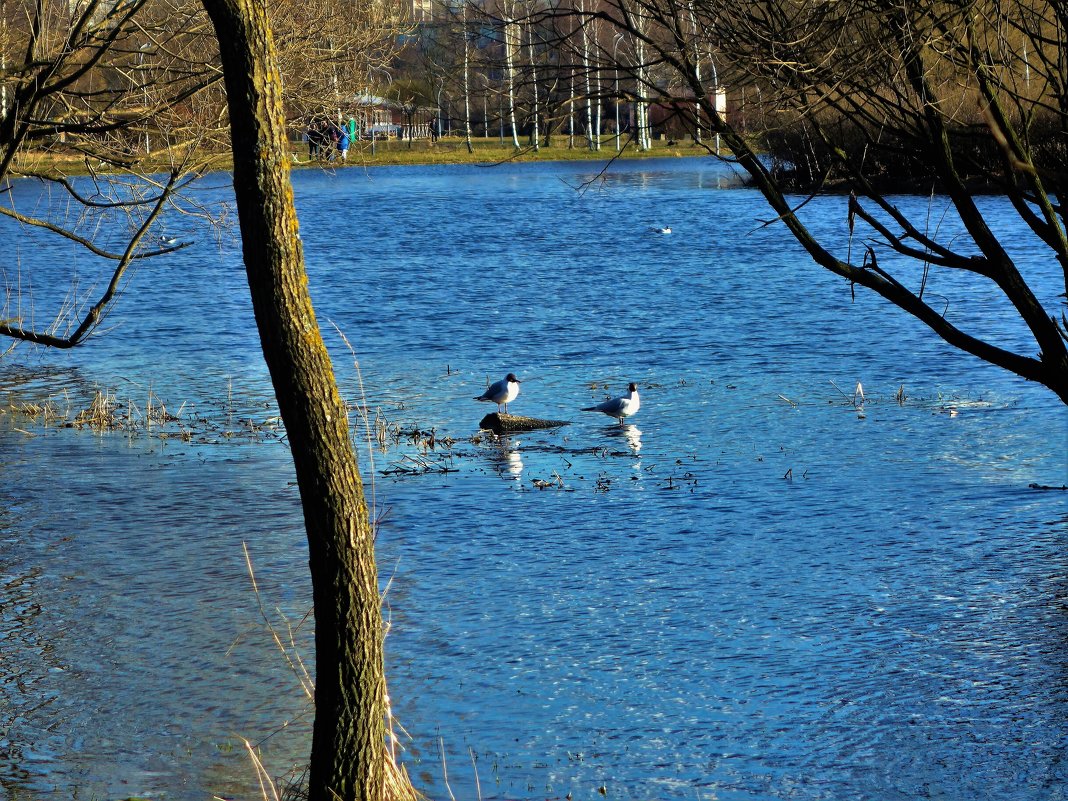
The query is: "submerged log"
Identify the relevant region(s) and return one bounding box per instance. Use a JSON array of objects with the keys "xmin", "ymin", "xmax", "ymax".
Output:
[{"xmin": 479, "ymin": 412, "xmax": 571, "ymax": 435}]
